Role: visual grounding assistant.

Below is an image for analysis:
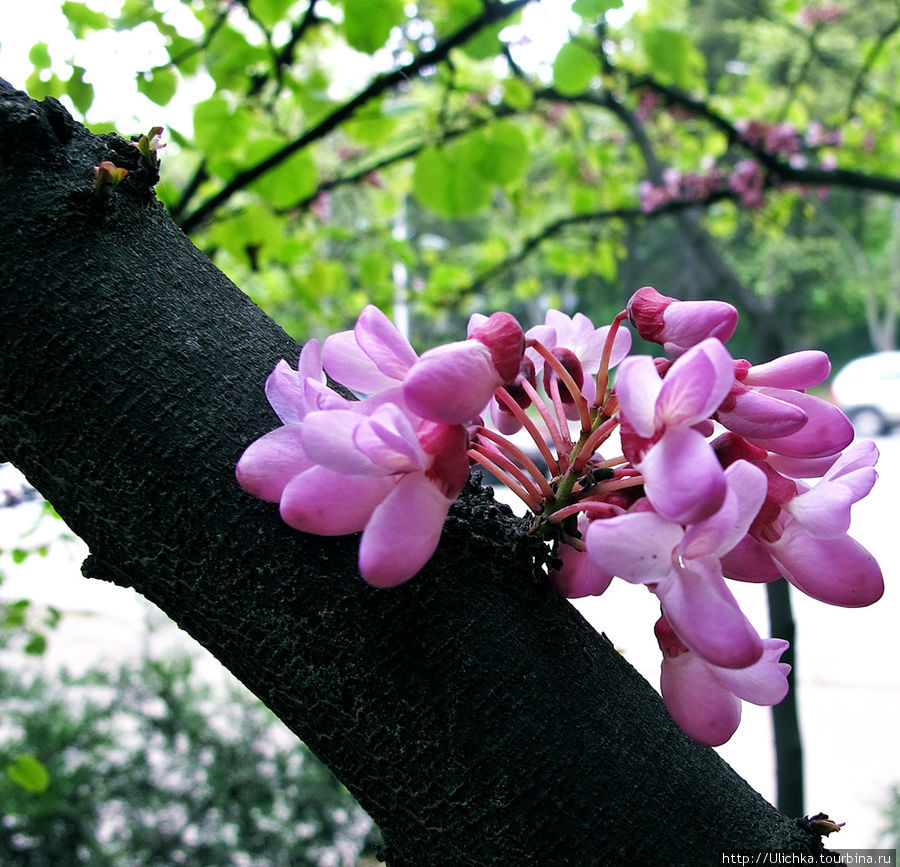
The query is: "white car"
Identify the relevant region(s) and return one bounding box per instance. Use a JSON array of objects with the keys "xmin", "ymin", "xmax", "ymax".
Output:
[{"xmin": 830, "ymin": 351, "xmax": 900, "ymax": 436}]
